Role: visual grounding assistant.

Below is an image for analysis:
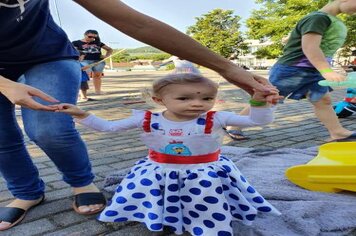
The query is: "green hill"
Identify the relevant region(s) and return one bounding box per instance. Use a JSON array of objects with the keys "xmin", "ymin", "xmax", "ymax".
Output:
[{"xmin": 126, "ymin": 46, "xmax": 164, "ymax": 54}]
